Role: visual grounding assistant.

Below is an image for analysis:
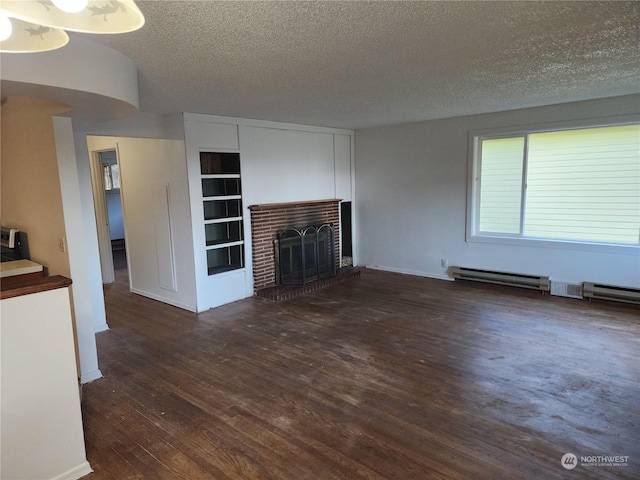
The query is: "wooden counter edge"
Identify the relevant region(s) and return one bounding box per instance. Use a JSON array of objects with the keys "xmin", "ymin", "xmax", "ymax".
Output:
[{"xmin": 0, "ymin": 275, "xmax": 73, "ymax": 300}]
